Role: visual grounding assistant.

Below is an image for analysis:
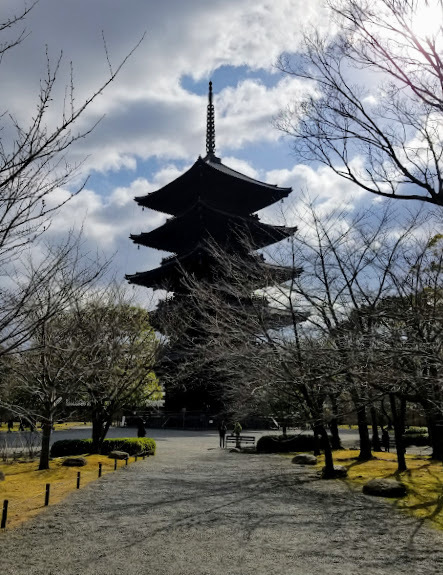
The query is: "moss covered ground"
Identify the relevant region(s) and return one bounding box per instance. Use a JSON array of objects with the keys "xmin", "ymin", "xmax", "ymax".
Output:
[
  {"xmin": 314, "ymin": 449, "xmax": 443, "ymax": 530},
  {"xmin": 0, "ymin": 454, "xmax": 139, "ymax": 529}
]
